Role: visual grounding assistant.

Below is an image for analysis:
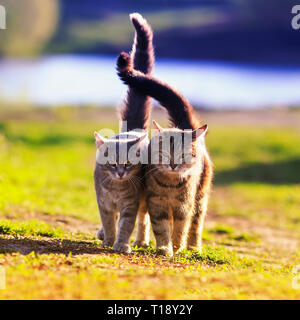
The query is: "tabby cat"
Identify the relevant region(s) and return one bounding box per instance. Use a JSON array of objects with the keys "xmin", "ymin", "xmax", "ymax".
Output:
[
  {"xmin": 117, "ymin": 52, "xmax": 213, "ymax": 256},
  {"xmin": 94, "ymin": 13, "xmax": 154, "ymax": 253}
]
